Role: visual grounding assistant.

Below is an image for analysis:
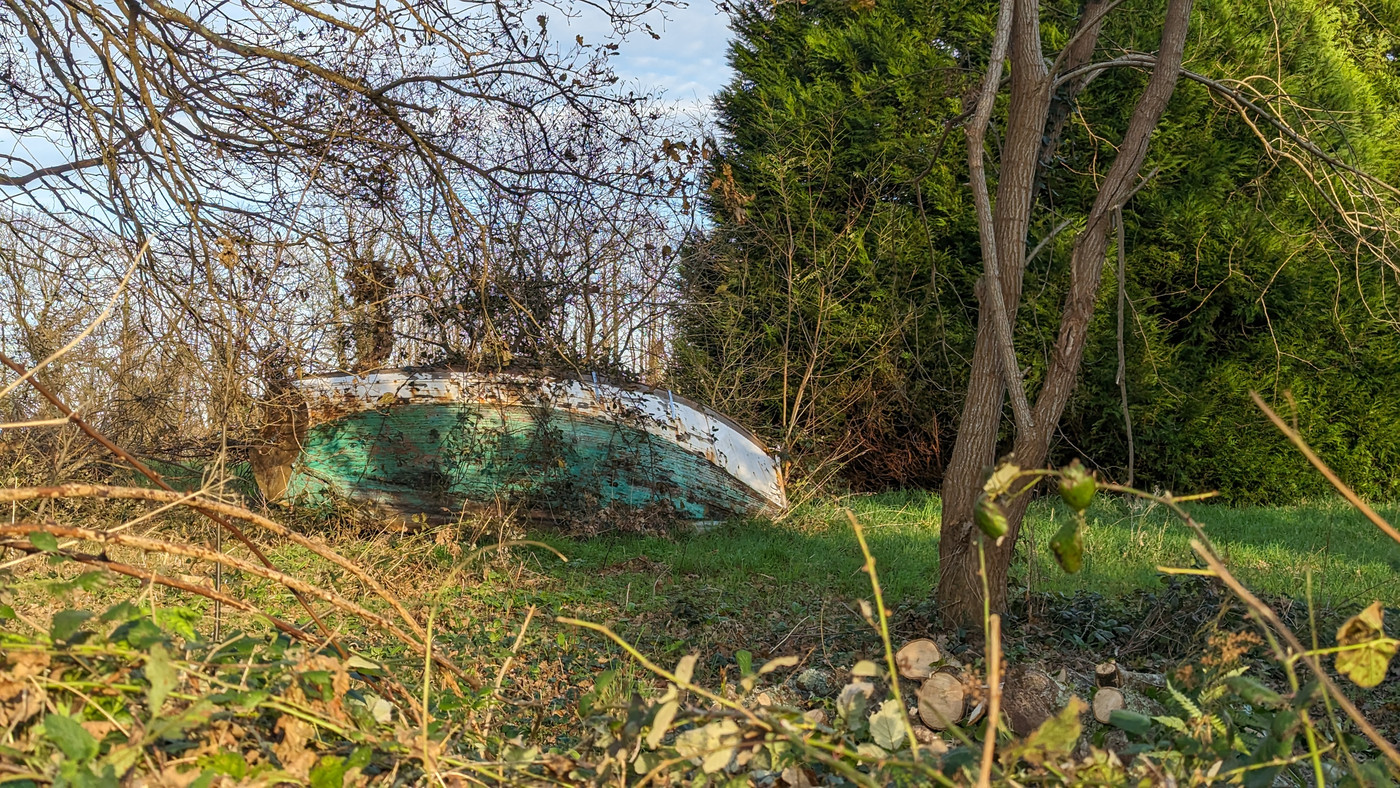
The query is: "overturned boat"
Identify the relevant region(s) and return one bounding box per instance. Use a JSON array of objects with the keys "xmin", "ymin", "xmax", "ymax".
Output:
[{"xmin": 250, "ymin": 369, "xmax": 786, "ymax": 524}]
